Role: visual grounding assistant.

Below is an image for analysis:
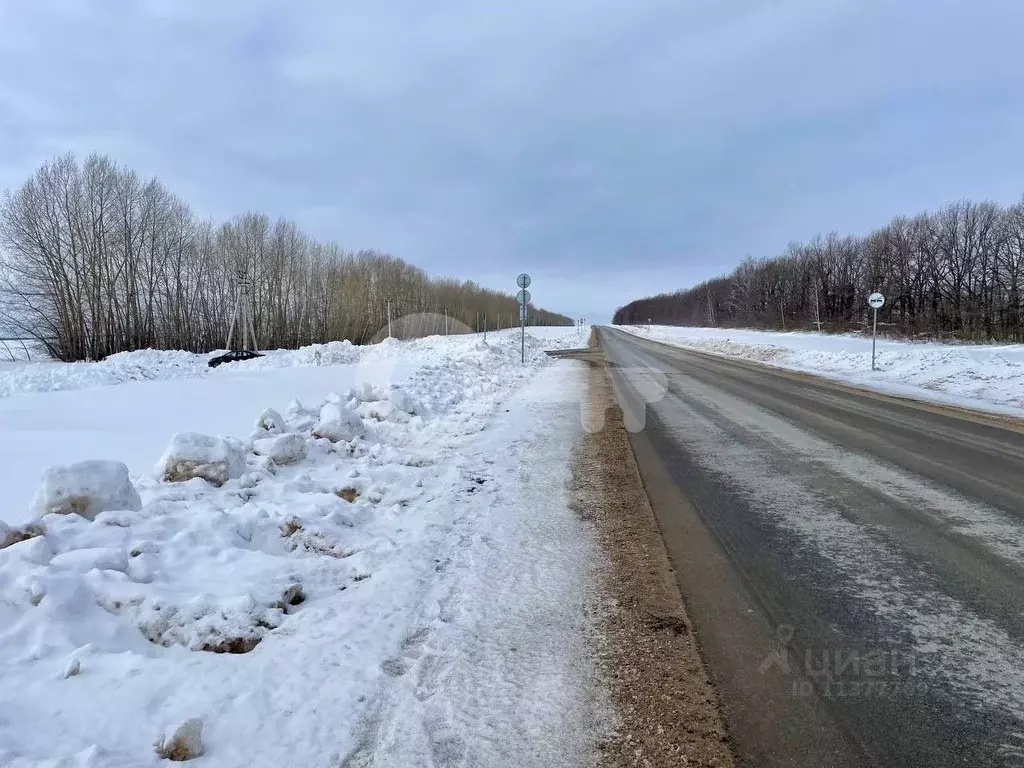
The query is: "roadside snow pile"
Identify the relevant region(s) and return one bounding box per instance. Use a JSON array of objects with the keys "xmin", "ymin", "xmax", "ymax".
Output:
[
  {"xmin": 0, "ymin": 334, "xmax": 551, "ymax": 398},
  {"xmin": 0, "ymin": 326, "xmax": 598, "ymax": 767},
  {"xmin": 620, "ymin": 325, "xmax": 1024, "ymax": 415},
  {"xmin": 0, "ymin": 341, "xmax": 363, "ymax": 398},
  {"xmin": 232, "ymin": 340, "xmax": 361, "ymax": 369},
  {"xmin": 0, "ymin": 349, "xmax": 209, "ymax": 397}
]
